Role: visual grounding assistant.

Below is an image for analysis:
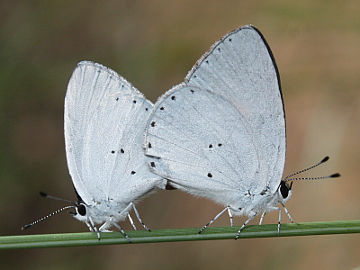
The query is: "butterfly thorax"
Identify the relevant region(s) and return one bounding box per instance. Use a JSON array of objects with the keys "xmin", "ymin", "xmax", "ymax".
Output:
[{"xmin": 229, "ymin": 183, "xmax": 292, "ymax": 217}]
